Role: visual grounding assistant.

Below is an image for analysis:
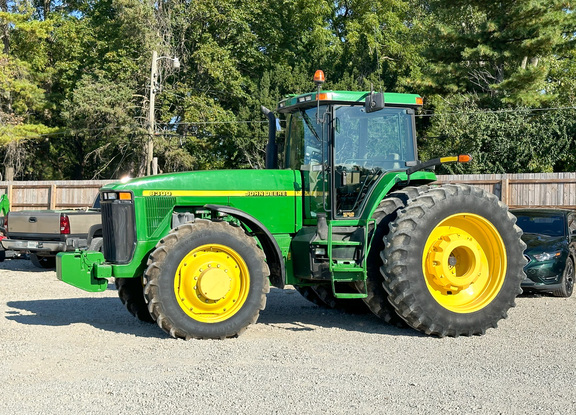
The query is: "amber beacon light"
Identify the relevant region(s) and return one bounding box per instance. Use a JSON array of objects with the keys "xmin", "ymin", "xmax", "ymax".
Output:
[{"xmin": 314, "ymin": 70, "xmax": 325, "ymax": 86}]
